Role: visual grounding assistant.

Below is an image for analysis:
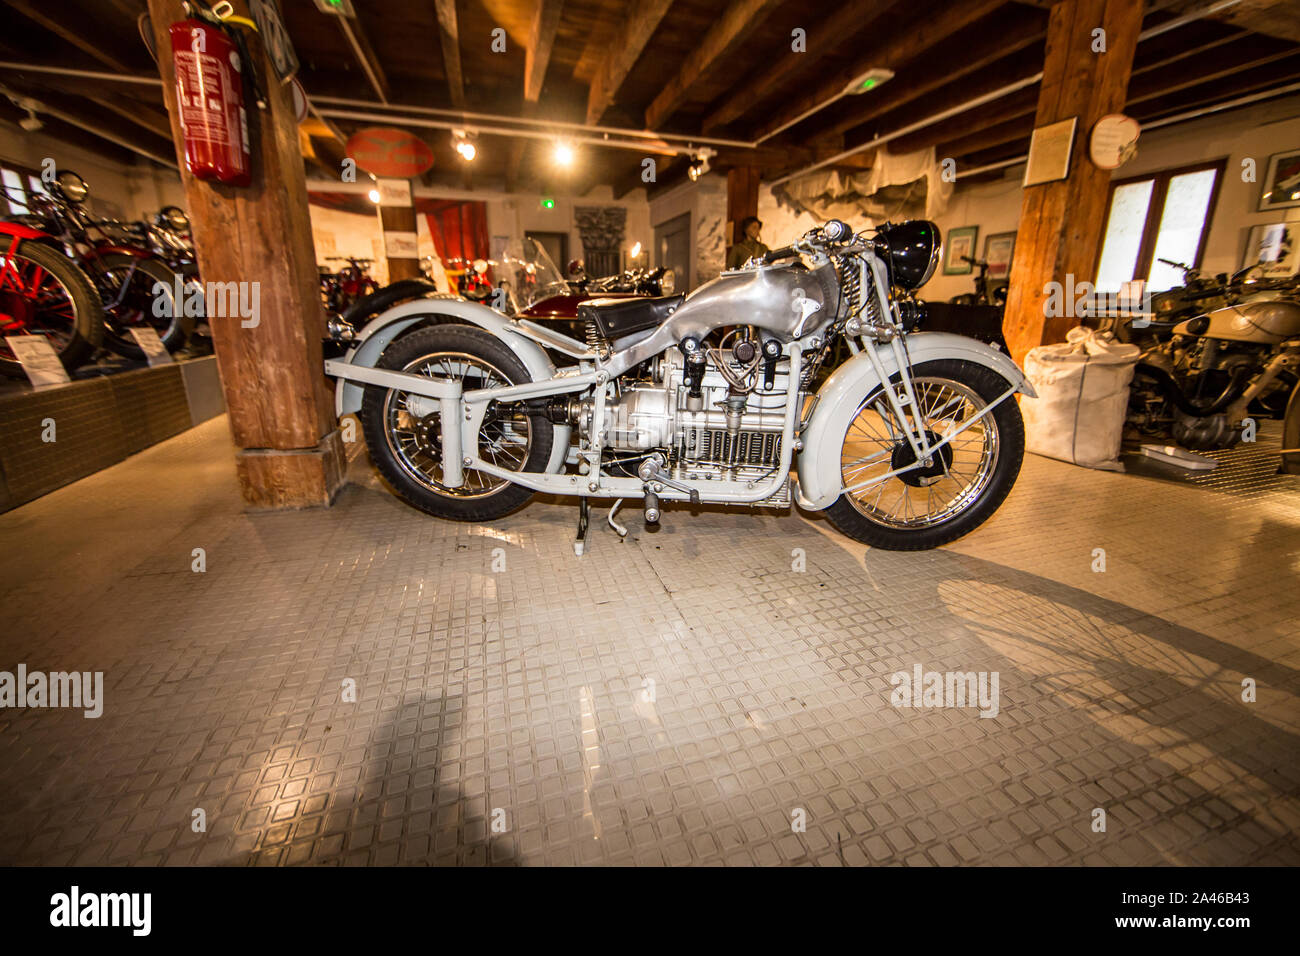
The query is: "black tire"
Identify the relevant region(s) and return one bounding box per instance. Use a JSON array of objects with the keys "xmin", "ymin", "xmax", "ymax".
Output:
[
  {"xmin": 0, "ymin": 239, "xmax": 103, "ymax": 378},
  {"xmin": 360, "ymin": 324, "xmax": 554, "ymax": 521},
  {"xmin": 823, "ymin": 359, "xmax": 1025, "ymax": 550},
  {"xmin": 87, "ymin": 253, "xmax": 193, "ymax": 360}
]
